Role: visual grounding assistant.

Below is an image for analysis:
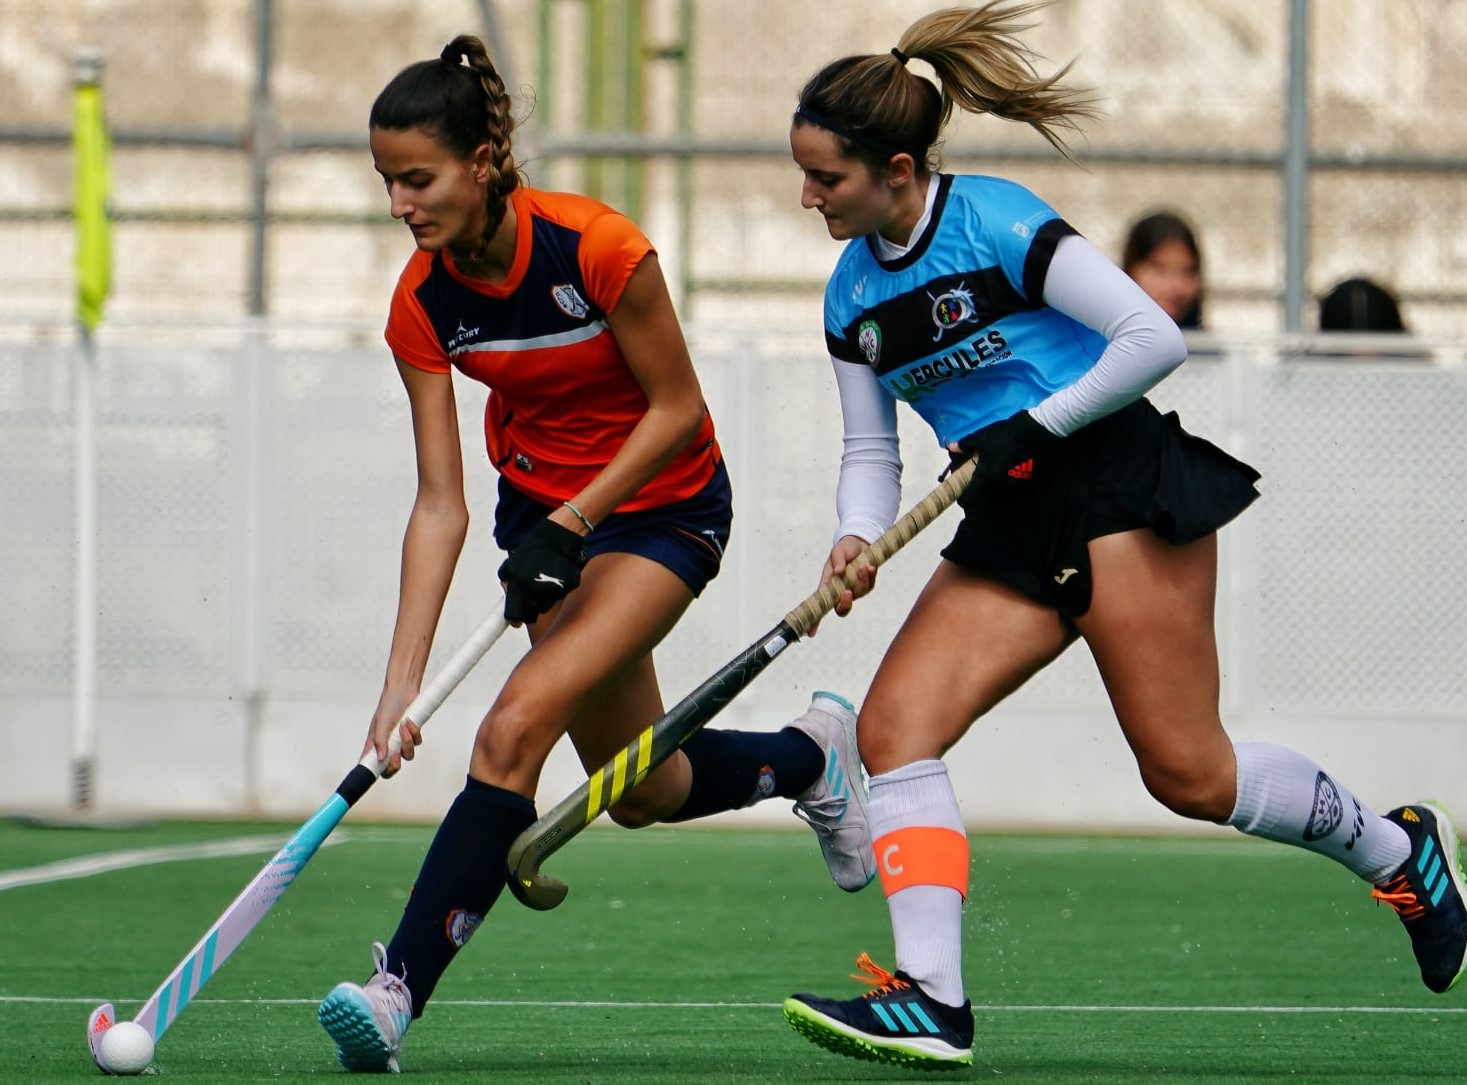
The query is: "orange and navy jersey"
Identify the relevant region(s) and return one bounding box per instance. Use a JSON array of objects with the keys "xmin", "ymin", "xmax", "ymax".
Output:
[{"xmin": 385, "ymin": 187, "xmax": 719, "ymax": 511}]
